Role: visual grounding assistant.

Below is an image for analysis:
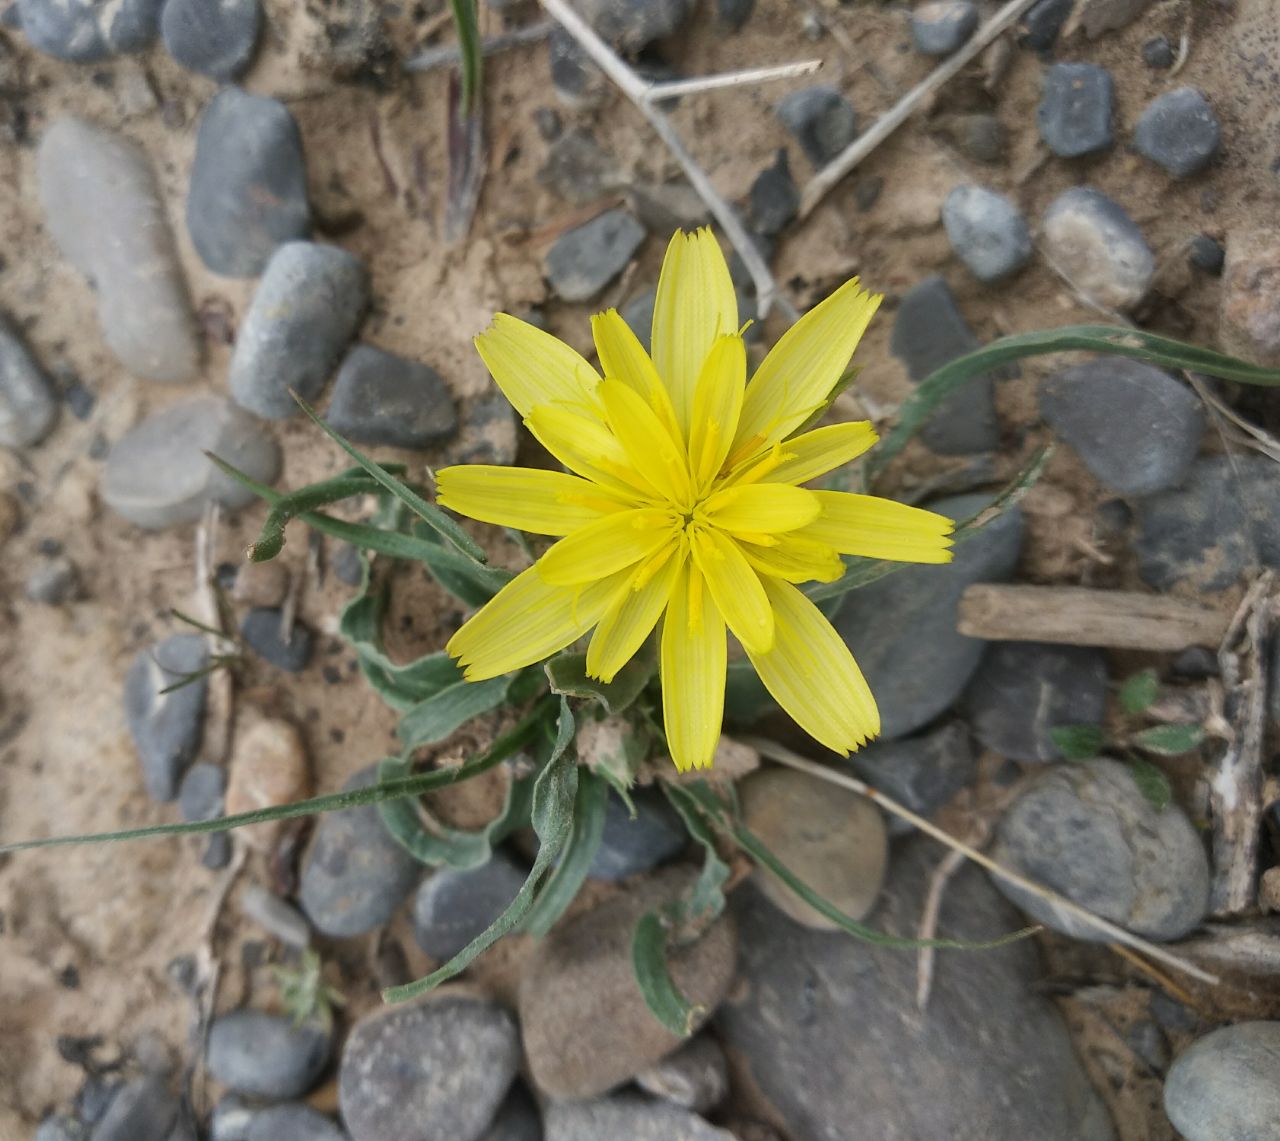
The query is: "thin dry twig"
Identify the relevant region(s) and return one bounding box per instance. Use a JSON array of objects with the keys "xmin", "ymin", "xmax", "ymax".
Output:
[
  {"xmin": 644, "ymin": 59, "xmax": 822, "ymax": 102},
  {"xmin": 539, "ymin": 0, "xmax": 799, "ymax": 321},
  {"xmin": 743, "ymin": 736, "xmax": 1221, "ymax": 987},
  {"xmin": 798, "ymin": 0, "xmax": 1041, "ymax": 218},
  {"xmin": 194, "ymin": 505, "xmax": 234, "ymax": 767},
  {"xmin": 916, "ymin": 847, "xmax": 966, "ymax": 1011}
]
